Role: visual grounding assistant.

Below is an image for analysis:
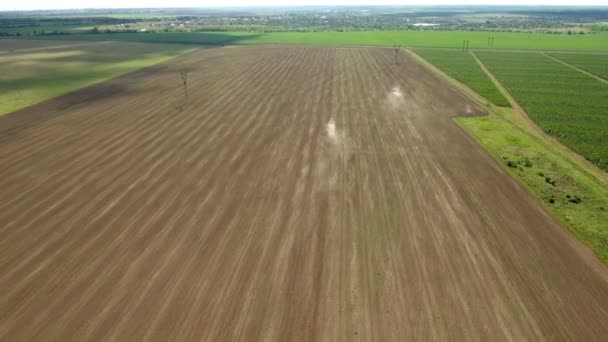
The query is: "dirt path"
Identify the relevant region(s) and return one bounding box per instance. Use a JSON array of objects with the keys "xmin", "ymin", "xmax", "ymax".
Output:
[{"xmin": 1, "ymin": 46, "xmax": 607, "ymax": 341}]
